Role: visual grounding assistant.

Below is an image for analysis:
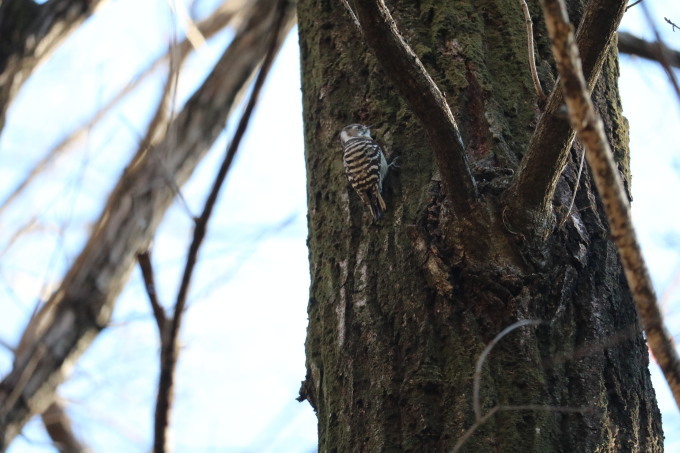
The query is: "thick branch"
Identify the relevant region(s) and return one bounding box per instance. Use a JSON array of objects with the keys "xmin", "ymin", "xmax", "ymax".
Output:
[
  {"xmin": 0, "ymin": 0, "xmax": 107, "ymax": 134},
  {"xmin": 42, "ymin": 400, "xmax": 90, "ymax": 453},
  {"xmin": 506, "ymin": 0, "xmax": 627, "ymax": 235},
  {"xmin": 0, "ymin": 0, "xmax": 295, "ymax": 446},
  {"xmin": 348, "ymin": 0, "xmax": 478, "ymax": 215},
  {"xmin": 618, "ymin": 31, "xmax": 680, "ymax": 68},
  {"xmin": 540, "ymin": 0, "xmax": 680, "ymax": 411}
]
